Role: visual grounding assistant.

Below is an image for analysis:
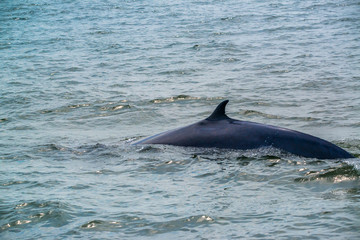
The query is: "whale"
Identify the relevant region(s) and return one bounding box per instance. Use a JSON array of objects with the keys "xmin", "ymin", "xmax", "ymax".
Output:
[{"xmin": 135, "ymin": 100, "xmax": 354, "ymax": 159}]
